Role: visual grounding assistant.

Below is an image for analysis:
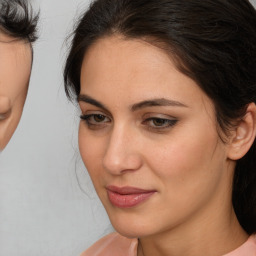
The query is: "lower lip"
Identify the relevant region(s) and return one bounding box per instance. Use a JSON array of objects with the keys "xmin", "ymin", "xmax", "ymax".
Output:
[{"xmin": 107, "ymin": 190, "xmax": 155, "ymax": 208}]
